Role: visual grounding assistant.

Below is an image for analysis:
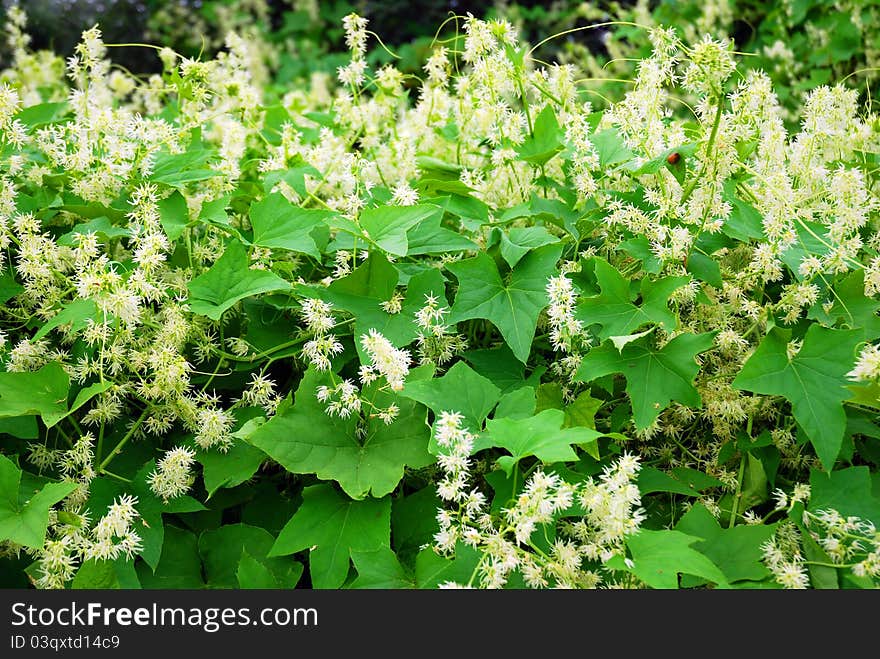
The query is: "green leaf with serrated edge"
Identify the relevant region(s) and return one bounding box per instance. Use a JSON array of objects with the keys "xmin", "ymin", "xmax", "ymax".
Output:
[
  {"xmin": 675, "ymin": 504, "xmax": 776, "ymax": 583},
  {"xmin": 350, "ymin": 548, "xmax": 414, "ymax": 588},
  {"xmin": 187, "ymin": 240, "xmax": 292, "ymax": 320},
  {"xmin": 249, "ymin": 368, "xmax": 433, "ymax": 499},
  {"xmin": 32, "ymin": 298, "xmax": 98, "ymax": 342},
  {"xmin": 809, "ymin": 466, "xmax": 880, "ymax": 527},
  {"xmin": 733, "ymin": 325, "xmax": 861, "ymax": 470},
  {"xmin": 269, "ymin": 484, "xmax": 390, "ymax": 589},
  {"xmin": 200, "ymin": 524, "xmax": 301, "ymax": 589},
  {"xmin": 137, "ymin": 526, "xmax": 204, "ymax": 589},
  {"xmin": 499, "ymin": 226, "xmax": 560, "ymax": 268},
  {"xmin": 474, "ymin": 408, "xmax": 600, "ymax": 475},
  {"xmin": 356, "ymin": 203, "xmax": 441, "ymax": 256},
  {"xmin": 575, "ymin": 332, "xmax": 714, "ymax": 430},
  {"xmin": 0, "ymin": 362, "xmax": 69, "ymax": 427},
  {"xmin": 400, "ymin": 360, "xmax": 501, "ymax": 430},
  {"xmin": 516, "ymin": 104, "xmax": 564, "ymax": 166},
  {"xmin": 448, "ymin": 243, "xmax": 563, "ymax": 363},
  {"xmin": 157, "ymin": 190, "xmax": 189, "ymax": 240},
  {"xmin": 609, "ymin": 529, "xmax": 729, "ymax": 589},
  {"xmin": 311, "ymin": 253, "xmax": 447, "ymax": 361},
  {"xmin": 575, "ymin": 258, "xmax": 688, "ymax": 340},
  {"xmin": 249, "ymin": 192, "xmax": 332, "ymax": 259},
  {"xmin": 0, "ymin": 454, "xmax": 77, "ymax": 548}
]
